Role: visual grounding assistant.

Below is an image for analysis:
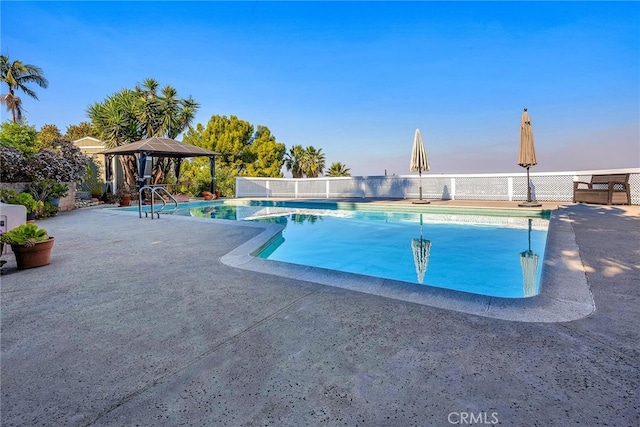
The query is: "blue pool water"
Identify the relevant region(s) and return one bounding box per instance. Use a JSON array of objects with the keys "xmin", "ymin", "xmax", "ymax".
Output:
[{"xmin": 123, "ymin": 201, "xmax": 549, "ymax": 298}]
